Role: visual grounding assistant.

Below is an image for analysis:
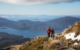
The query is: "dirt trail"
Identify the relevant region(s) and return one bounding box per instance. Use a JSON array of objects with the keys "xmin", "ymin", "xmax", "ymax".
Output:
[{"xmin": 10, "ymin": 45, "xmax": 22, "ymax": 50}]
